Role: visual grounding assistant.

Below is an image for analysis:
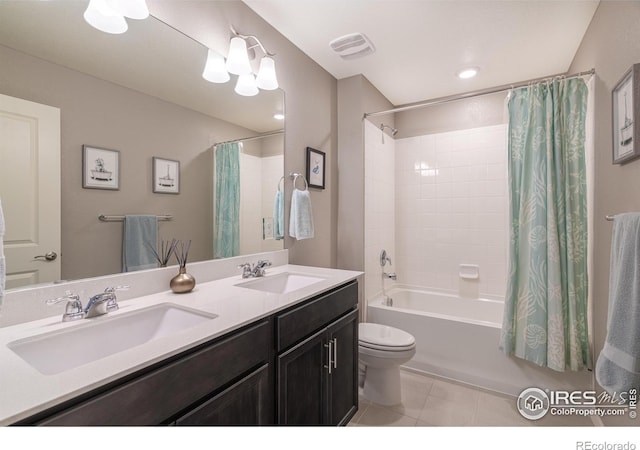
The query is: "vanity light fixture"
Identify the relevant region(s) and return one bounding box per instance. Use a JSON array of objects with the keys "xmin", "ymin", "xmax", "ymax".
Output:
[
  {"xmin": 202, "ymin": 49, "xmax": 230, "ymax": 83},
  {"xmin": 84, "ymin": 0, "xmax": 149, "ymax": 34},
  {"xmin": 203, "ymin": 26, "xmax": 279, "ymax": 97},
  {"xmin": 457, "ymin": 67, "xmax": 479, "ymax": 79}
]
